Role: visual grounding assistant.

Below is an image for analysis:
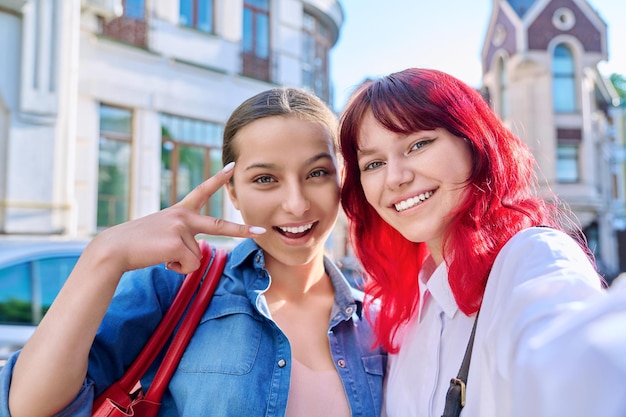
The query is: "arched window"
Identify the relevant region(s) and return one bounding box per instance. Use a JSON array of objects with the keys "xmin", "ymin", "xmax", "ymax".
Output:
[
  {"xmin": 552, "ymin": 44, "xmax": 577, "ymax": 113},
  {"xmin": 498, "ymin": 57, "xmax": 509, "ymax": 118}
]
